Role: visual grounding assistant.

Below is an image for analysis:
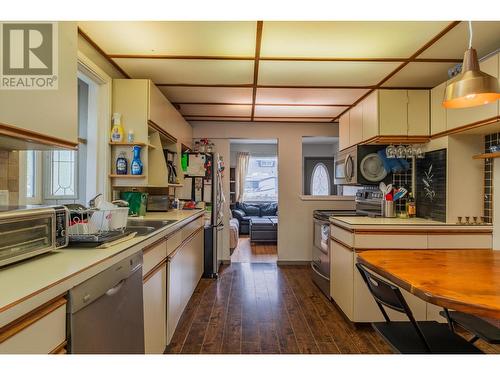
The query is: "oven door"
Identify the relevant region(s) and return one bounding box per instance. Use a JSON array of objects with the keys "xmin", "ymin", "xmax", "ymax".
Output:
[{"xmin": 312, "ymin": 219, "xmax": 330, "ymax": 296}]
